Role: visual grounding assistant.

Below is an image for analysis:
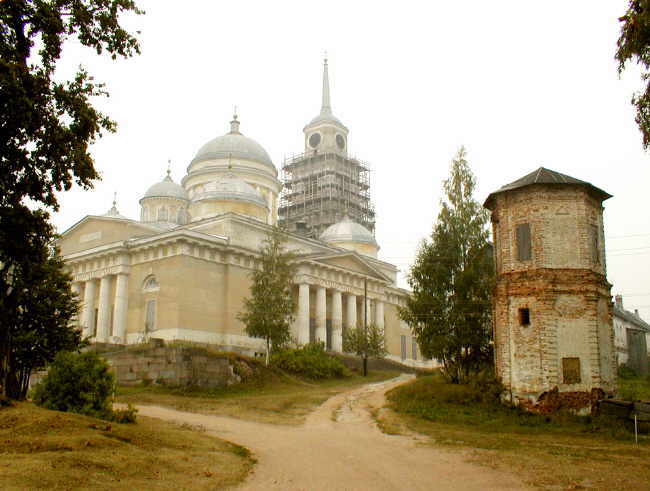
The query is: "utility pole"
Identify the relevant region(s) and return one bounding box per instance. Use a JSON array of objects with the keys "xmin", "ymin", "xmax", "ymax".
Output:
[{"xmin": 363, "ymin": 278, "xmax": 368, "ymax": 377}]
